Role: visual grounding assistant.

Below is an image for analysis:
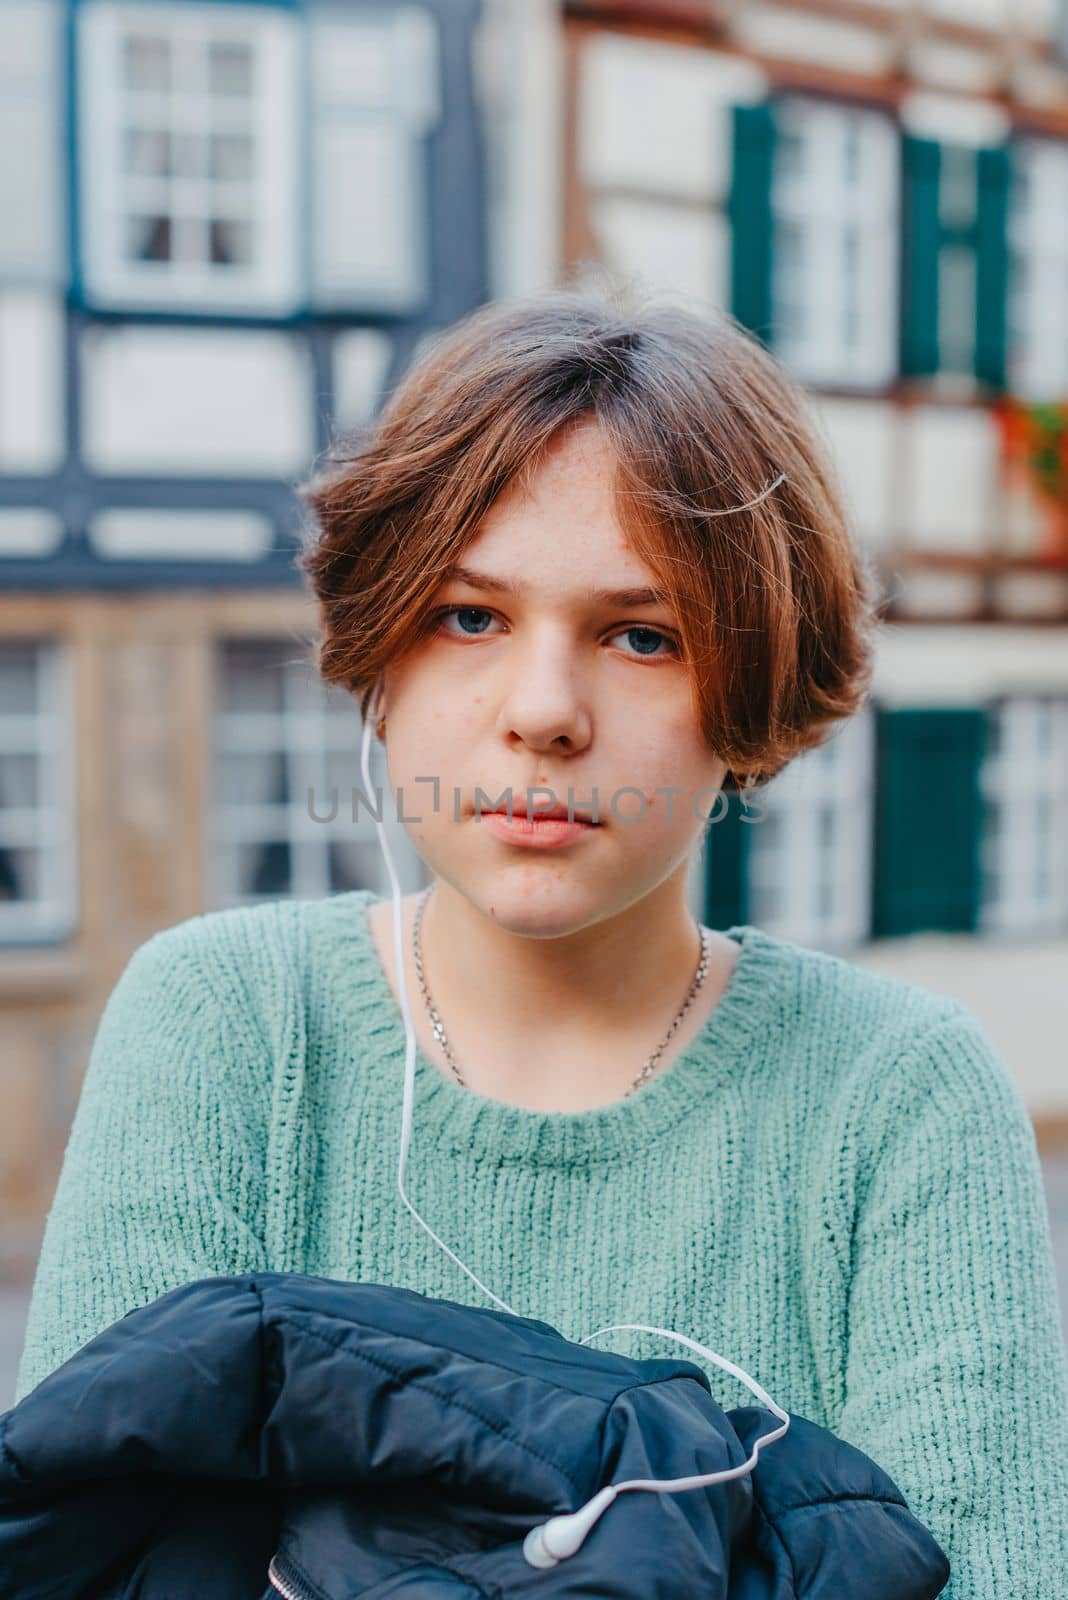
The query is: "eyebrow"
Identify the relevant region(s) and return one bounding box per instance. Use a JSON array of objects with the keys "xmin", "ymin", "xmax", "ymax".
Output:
[{"xmin": 439, "ymin": 564, "xmax": 668, "ymax": 610}]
